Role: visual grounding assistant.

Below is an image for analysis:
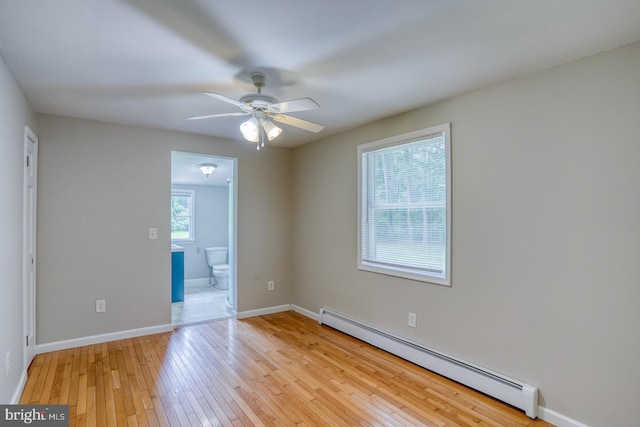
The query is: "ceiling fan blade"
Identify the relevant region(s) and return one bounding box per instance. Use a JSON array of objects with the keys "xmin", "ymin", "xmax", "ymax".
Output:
[
  {"xmin": 268, "ymin": 98, "xmax": 319, "ymax": 114},
  {"xmin": 187, "ymin": 112, "xmax": 250, "ymax": 120},
  {"xmin": 203, "ymin": 92, "xmax": 253, "ymax": 111},
  {"xmin": 272, "ymin": 114, "xmax": 325, "ymax": 133}
]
